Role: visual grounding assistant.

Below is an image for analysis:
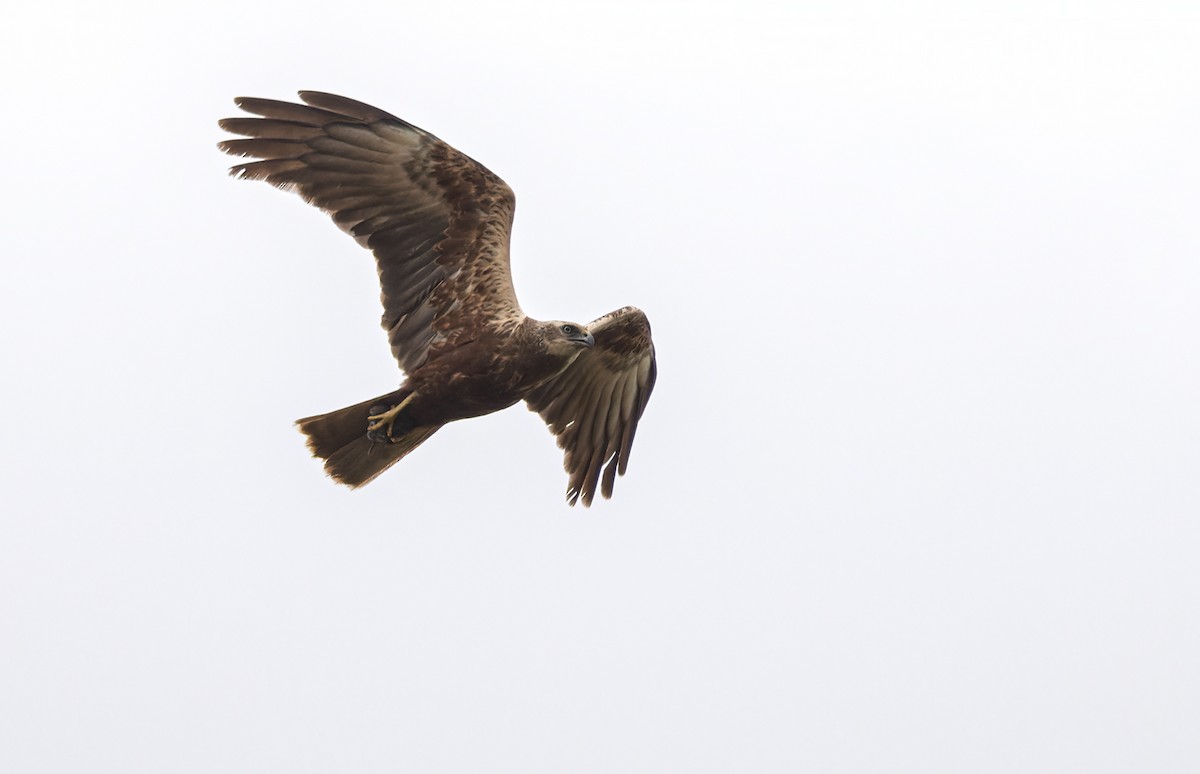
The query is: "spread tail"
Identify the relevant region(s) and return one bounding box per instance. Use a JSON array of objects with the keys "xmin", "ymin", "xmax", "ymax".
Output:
[{"xmin": 295, "ymin": 391, "xmax": 440, "ymax": 488}]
